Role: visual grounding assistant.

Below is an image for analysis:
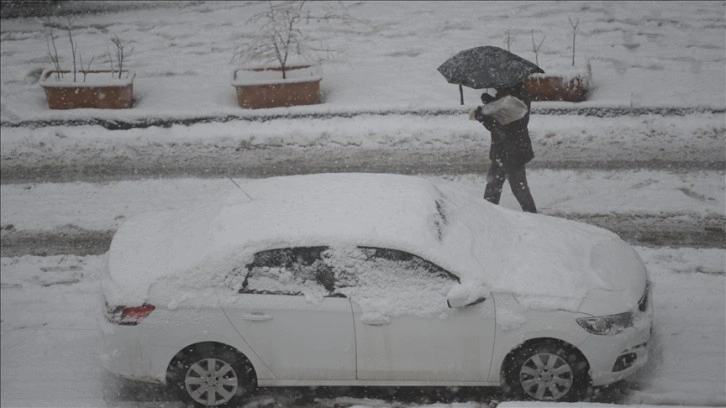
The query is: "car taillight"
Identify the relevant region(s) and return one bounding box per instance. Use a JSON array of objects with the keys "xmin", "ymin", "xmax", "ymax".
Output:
[{"xmin": 105, "ymin": 303, "xmax": 155, "ymax": 325}]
